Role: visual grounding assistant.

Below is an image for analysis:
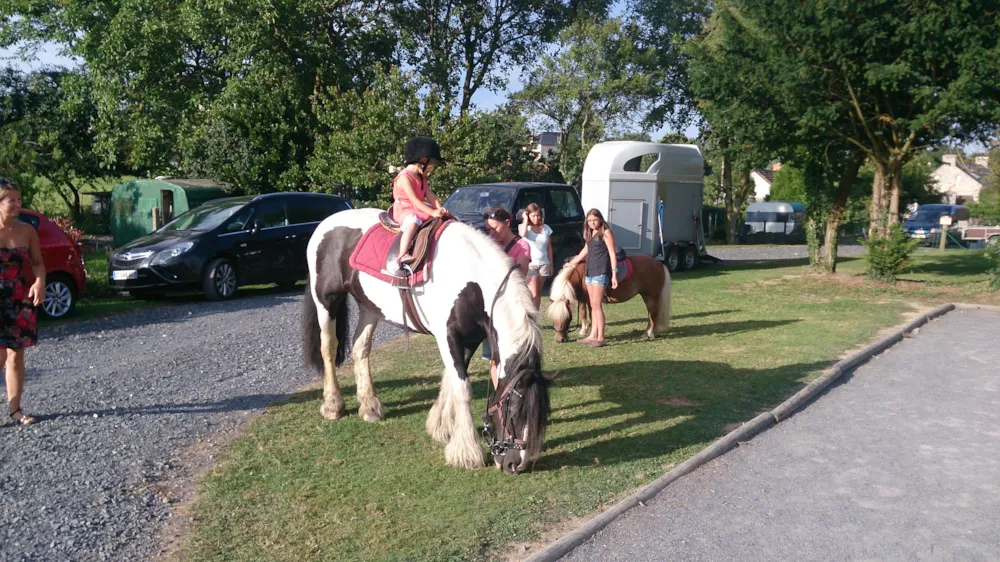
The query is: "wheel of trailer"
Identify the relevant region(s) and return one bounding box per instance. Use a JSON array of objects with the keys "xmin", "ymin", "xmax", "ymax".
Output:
[
  {"xmin": 989, "ymin": 235, "xmax": 1000, "ymax": 247},
  {"xmin": 665, "ymin": 246, "xmax": 680, "ymax": 272},
  {"xmin": 682, "ymin": 246, "xmax": 699, "ymax": 270}
]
